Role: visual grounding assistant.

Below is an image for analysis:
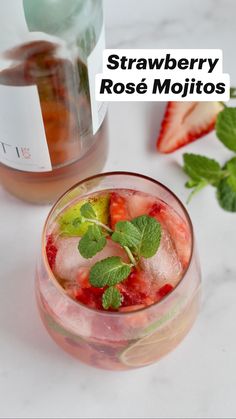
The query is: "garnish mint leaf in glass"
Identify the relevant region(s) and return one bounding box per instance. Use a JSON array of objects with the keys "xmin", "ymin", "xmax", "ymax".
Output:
[
  {"xmin": 89, "ymin": 256, "xmax": 131, "ymax": 287},
  {"xmin": 78, "ymin": 225, "xmax": 106, "ymax": 258},
  {"xmin": 131, "ymin": 215, "xmax": 162, "ymax": 258},
  {"xmin": 112, "ymin": 221, "xmax": 141, "ymax": 252},
  {"xmin": 102, "ymin": 286, "xmax": 122, "ymax": 310},
  {"xmin": 80, "ymin": 202, "xmax": 97, "ymax": 220},
  {"xmin": 216, "ymin": 108, "xmax": 236, "ymax": 152}
]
